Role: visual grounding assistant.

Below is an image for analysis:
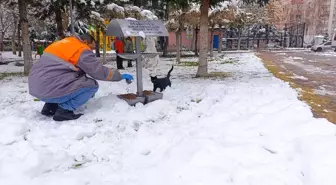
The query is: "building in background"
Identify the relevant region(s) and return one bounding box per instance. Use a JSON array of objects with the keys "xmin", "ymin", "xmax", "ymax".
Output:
[
  {"xmin": 302, "ymin": 0, "xmax": 336, "ymax": 42},
  {"xmin": 276, "ymin": 0, "xmax": 336, "ymax": 43}
]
